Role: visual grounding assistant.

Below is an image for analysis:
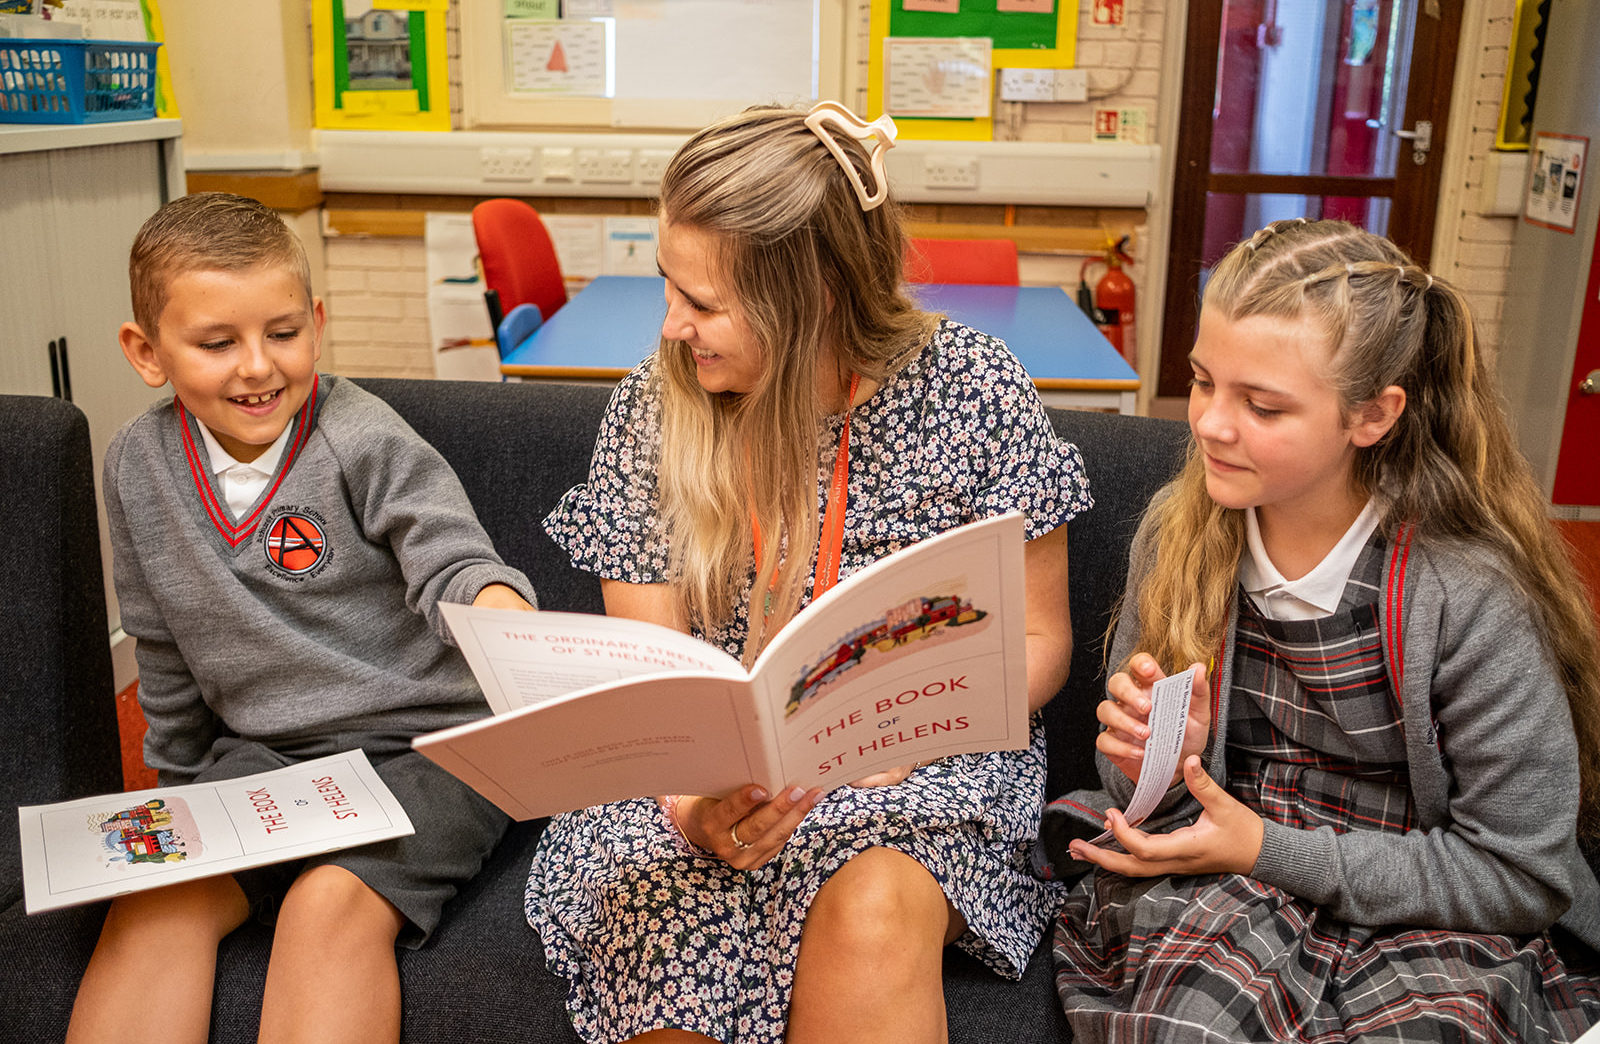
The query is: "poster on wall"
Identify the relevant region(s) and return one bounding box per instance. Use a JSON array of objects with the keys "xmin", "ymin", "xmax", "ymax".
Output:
[
  {"xmin": 1524, "ymin": 132, "xmax": 1588, "ymax": 234},
  {"xmin": 883, "ymin": 37, "xmax": 992, "ymax": 119},
  {"xmin": 867, "ymin": 0, "xmax": 1077, "ymax": 141},
  {"xmin": 424, "ymin": 214, "xmax": 501, "ymax": 382},
  {"xmin": 504, "ymin": 19, "xmax": 610, "ymax": 96},
  {"xmin": 314, "ymin": 0, "xmax": 450, "ymax": 131}
]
